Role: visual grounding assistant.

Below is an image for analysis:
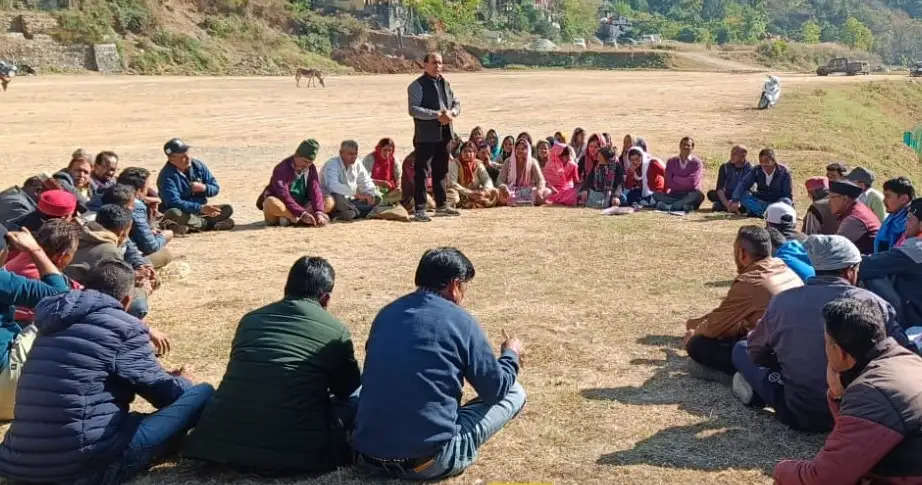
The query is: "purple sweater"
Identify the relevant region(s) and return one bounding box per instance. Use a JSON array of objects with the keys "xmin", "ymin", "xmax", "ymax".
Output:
[
  {"xmin": 665, "ymin": 156, "xmax": 703, "ymax": 194},
  {"xmin": 261, "ymin": 157, "xmax": 324, "ymax": 217}
]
